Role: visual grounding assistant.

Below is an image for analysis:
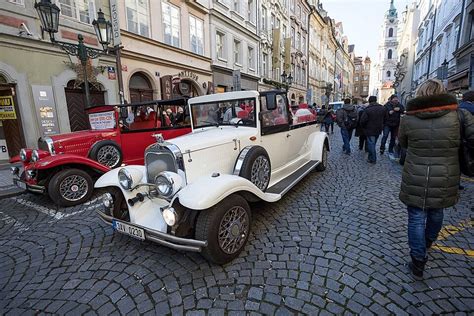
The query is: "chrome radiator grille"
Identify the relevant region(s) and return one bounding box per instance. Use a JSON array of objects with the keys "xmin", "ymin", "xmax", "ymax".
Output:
[{"xmin": 146, "ymin": 150, "xmax": 177, "ymax": 183}]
